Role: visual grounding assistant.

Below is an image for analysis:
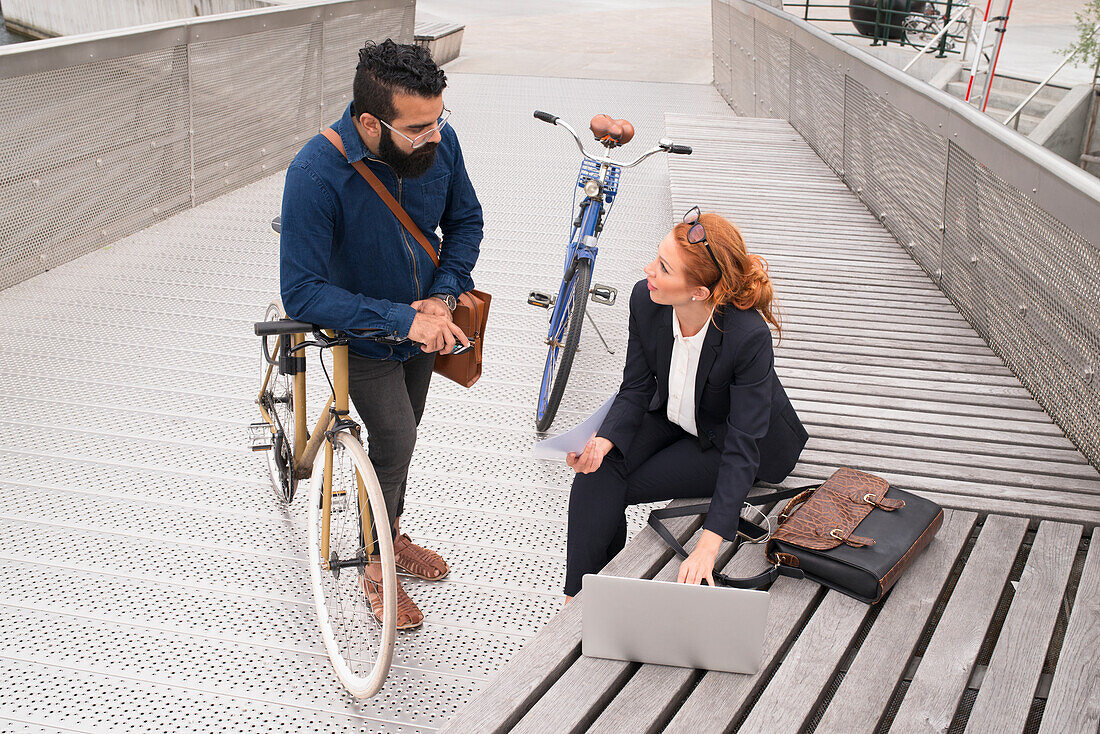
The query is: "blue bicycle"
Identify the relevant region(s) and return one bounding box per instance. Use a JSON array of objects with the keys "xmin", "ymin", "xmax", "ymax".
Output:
[{"xmin": 529, "ymin": 111, "xmax": 692, "ymax": 431}]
